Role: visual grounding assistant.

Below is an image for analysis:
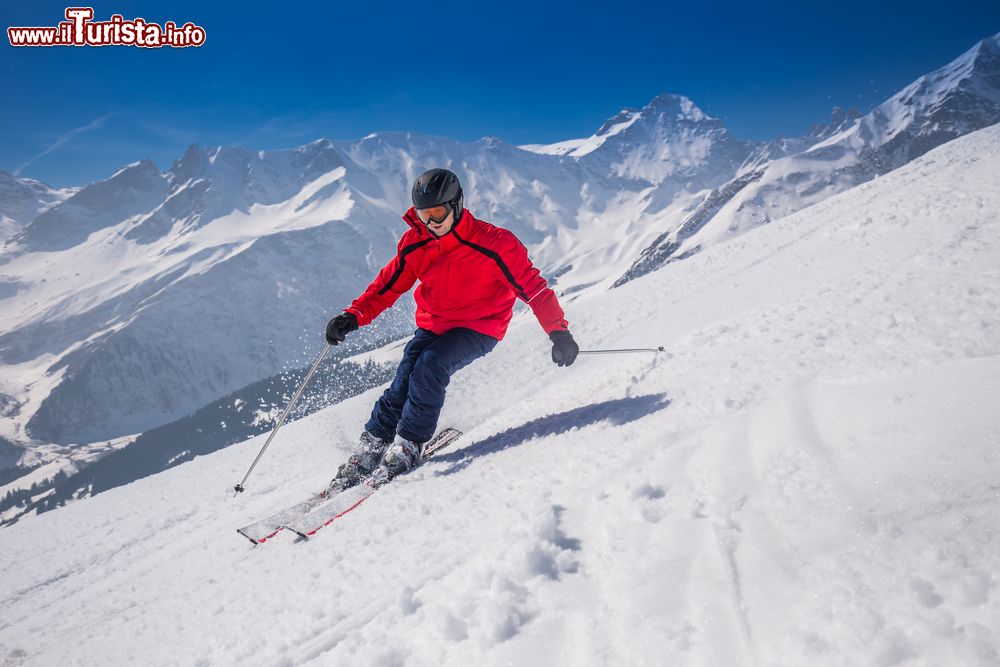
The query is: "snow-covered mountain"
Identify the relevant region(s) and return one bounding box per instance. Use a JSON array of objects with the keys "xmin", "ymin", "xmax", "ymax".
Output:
[
  {"xmin": 1, "ymin": 142, "xmax": 382, "ymax": 446},
  {"xmin": 522, "ymin": 93, "xmax": 752, "ymax": 187},
  {"xmin": 618, "ymin": 32, "xmax": 1000, "ymax": 284},
  {"xmin": 738, "ymin": 106, "xmax": 865, "ymax": 173},
  {"xmin": 2, "ymin": 120, "xmax": 997, "ymax": 665},
  {"xmin": 0, "ymin": 171, "xmax": 74, "ymax": 241}
]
